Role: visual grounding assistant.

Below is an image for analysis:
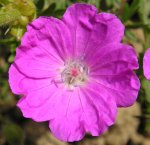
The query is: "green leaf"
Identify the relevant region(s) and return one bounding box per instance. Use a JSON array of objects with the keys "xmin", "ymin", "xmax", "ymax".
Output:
[
  {"xmin": 54, "ymin": 0, "xmax": 66, "ymax": 10},
  {"xmin": 36, "ymin": 0, "xmax": 45, "ymax": 12},
  {"xmin": 130, "ymin": 0, "xmax": 140, "ymax": 15},
  {"xmin": 125, "ymin": 30, "xmax": 138, "ymax": 42},
  {"xmin": 41, "ymin": 3, "xmax": 56, "ymax": 16},
  {"xmin": 13, "ymin": 0, "xmax": 36, "ymax": 17},
  {"xmin": 121, "ymin": 0, "xmax": 140, "ymax": 22},
  {"xmin": 8, "ymin": 55, "xmax": 15, "ymax": 63},
  {"xmin": 142, "ymin": 79, "xmax": 150, "ymax": 103},
  {"xmin": 10, "ymin": 26, "xmax": 25, "ymax": 40},
  {"xmin": 105, "ymin": 0, "xmax": 113, "ymax": 8},
  {"xmin": 87, "ymin": 0, "xmax": 101, "ymax": 8},
  {"xmin": 121, "ymin": 3, "xmax": 130, "ymax": 22},
  {"xmin": 143, "ymin": 26, "xmax": 150, "ymax": 50},
  {"xmin": 69, "ymin": 0, "xmax": 77, "ymax": 2},
  {"xmin": 55, "ymin": 9, "xmax": 66, "ymax": 18},
  {"xmin": 3, "ymin": 123, "xmax": 25, "ymax": 145},
  {"xmin": 0, "ymin": 0, "xmax": 9, "ymax": 5},
  {"xmin": 0, "ymin": 9, "xmax": 21, "ymax": 27},
  {"xmin": 139, "ymin": 0, "xmax": 150, "ymax": 24},
  {"xmin": 138, "ymin": 0, "xmax": 150, "ymax": 49}
]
